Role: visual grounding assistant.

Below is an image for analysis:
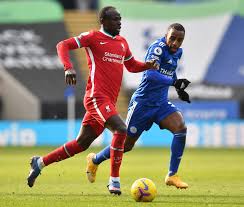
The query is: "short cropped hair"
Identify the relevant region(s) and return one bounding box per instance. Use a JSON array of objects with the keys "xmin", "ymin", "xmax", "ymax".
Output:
[
  {"xmin": 99, "ymin": 6, "xmax": 116, "ymax": 23},
  {"xmin": 168, "ymin": 23, "xmax": 185, "ymax": 33}
]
